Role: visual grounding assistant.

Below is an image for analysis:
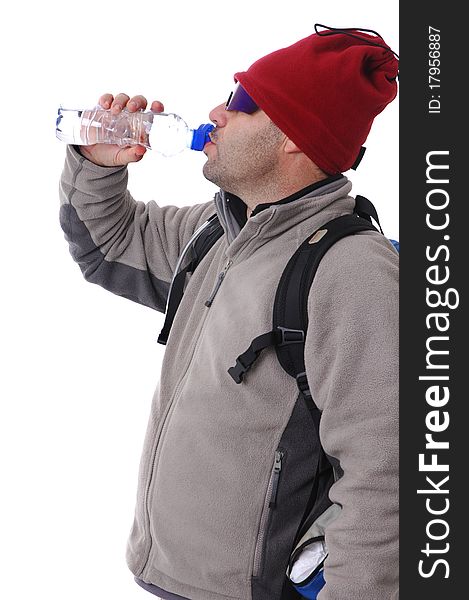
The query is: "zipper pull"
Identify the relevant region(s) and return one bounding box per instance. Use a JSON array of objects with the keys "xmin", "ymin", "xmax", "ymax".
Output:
[
  {"xmin": 269, "ymin": 451, "xmax": 284, "ymax": 508},
  {"xmin": 205, "ymin": 260, "xmax": 232, "ymax": 307}
]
